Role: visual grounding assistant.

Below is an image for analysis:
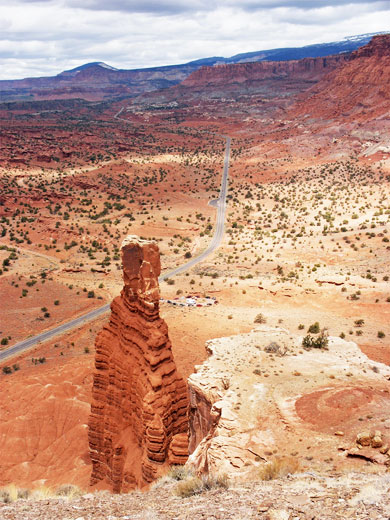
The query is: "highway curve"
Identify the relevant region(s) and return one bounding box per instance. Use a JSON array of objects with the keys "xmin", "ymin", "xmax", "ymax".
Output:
[{"xmin": 0, "ymin": 136, "xmax": 231, "ymax": 362}]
